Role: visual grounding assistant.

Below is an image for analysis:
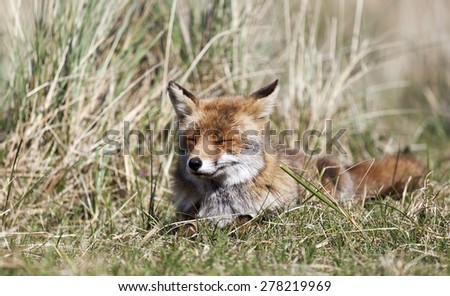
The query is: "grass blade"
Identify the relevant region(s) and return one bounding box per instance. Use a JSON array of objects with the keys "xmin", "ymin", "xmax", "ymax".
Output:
[{"xmin": 280, "ymin": 164, "xmax": 364, "ymax": 232}]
